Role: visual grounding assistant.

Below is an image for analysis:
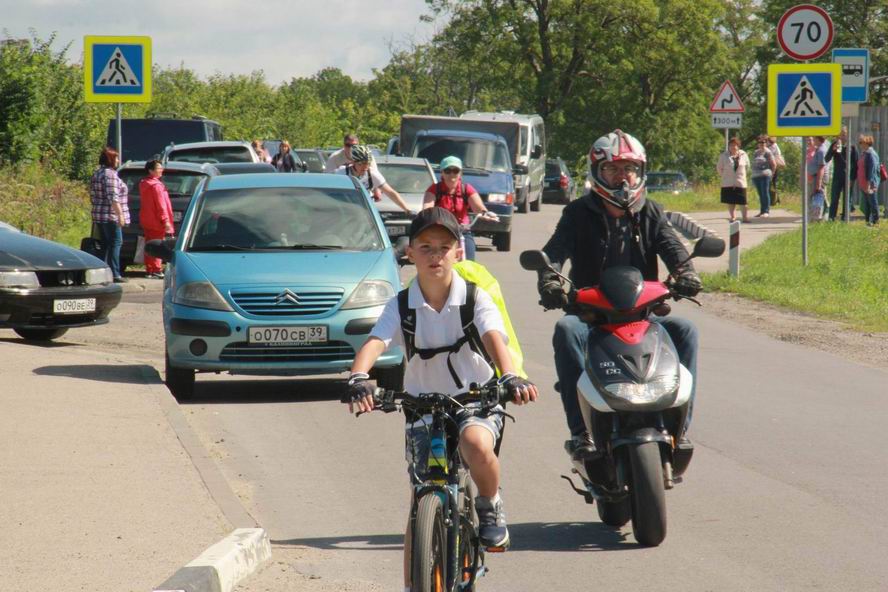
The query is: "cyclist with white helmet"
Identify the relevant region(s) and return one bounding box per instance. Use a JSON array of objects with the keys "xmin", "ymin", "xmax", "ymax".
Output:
[
  {"xmin": 536, "ymin": 129, "xmax": 702, "ymax": 460},
  {"xmin": 335, "ymin": 144, "xmax": 414, "ymax": 215}
]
